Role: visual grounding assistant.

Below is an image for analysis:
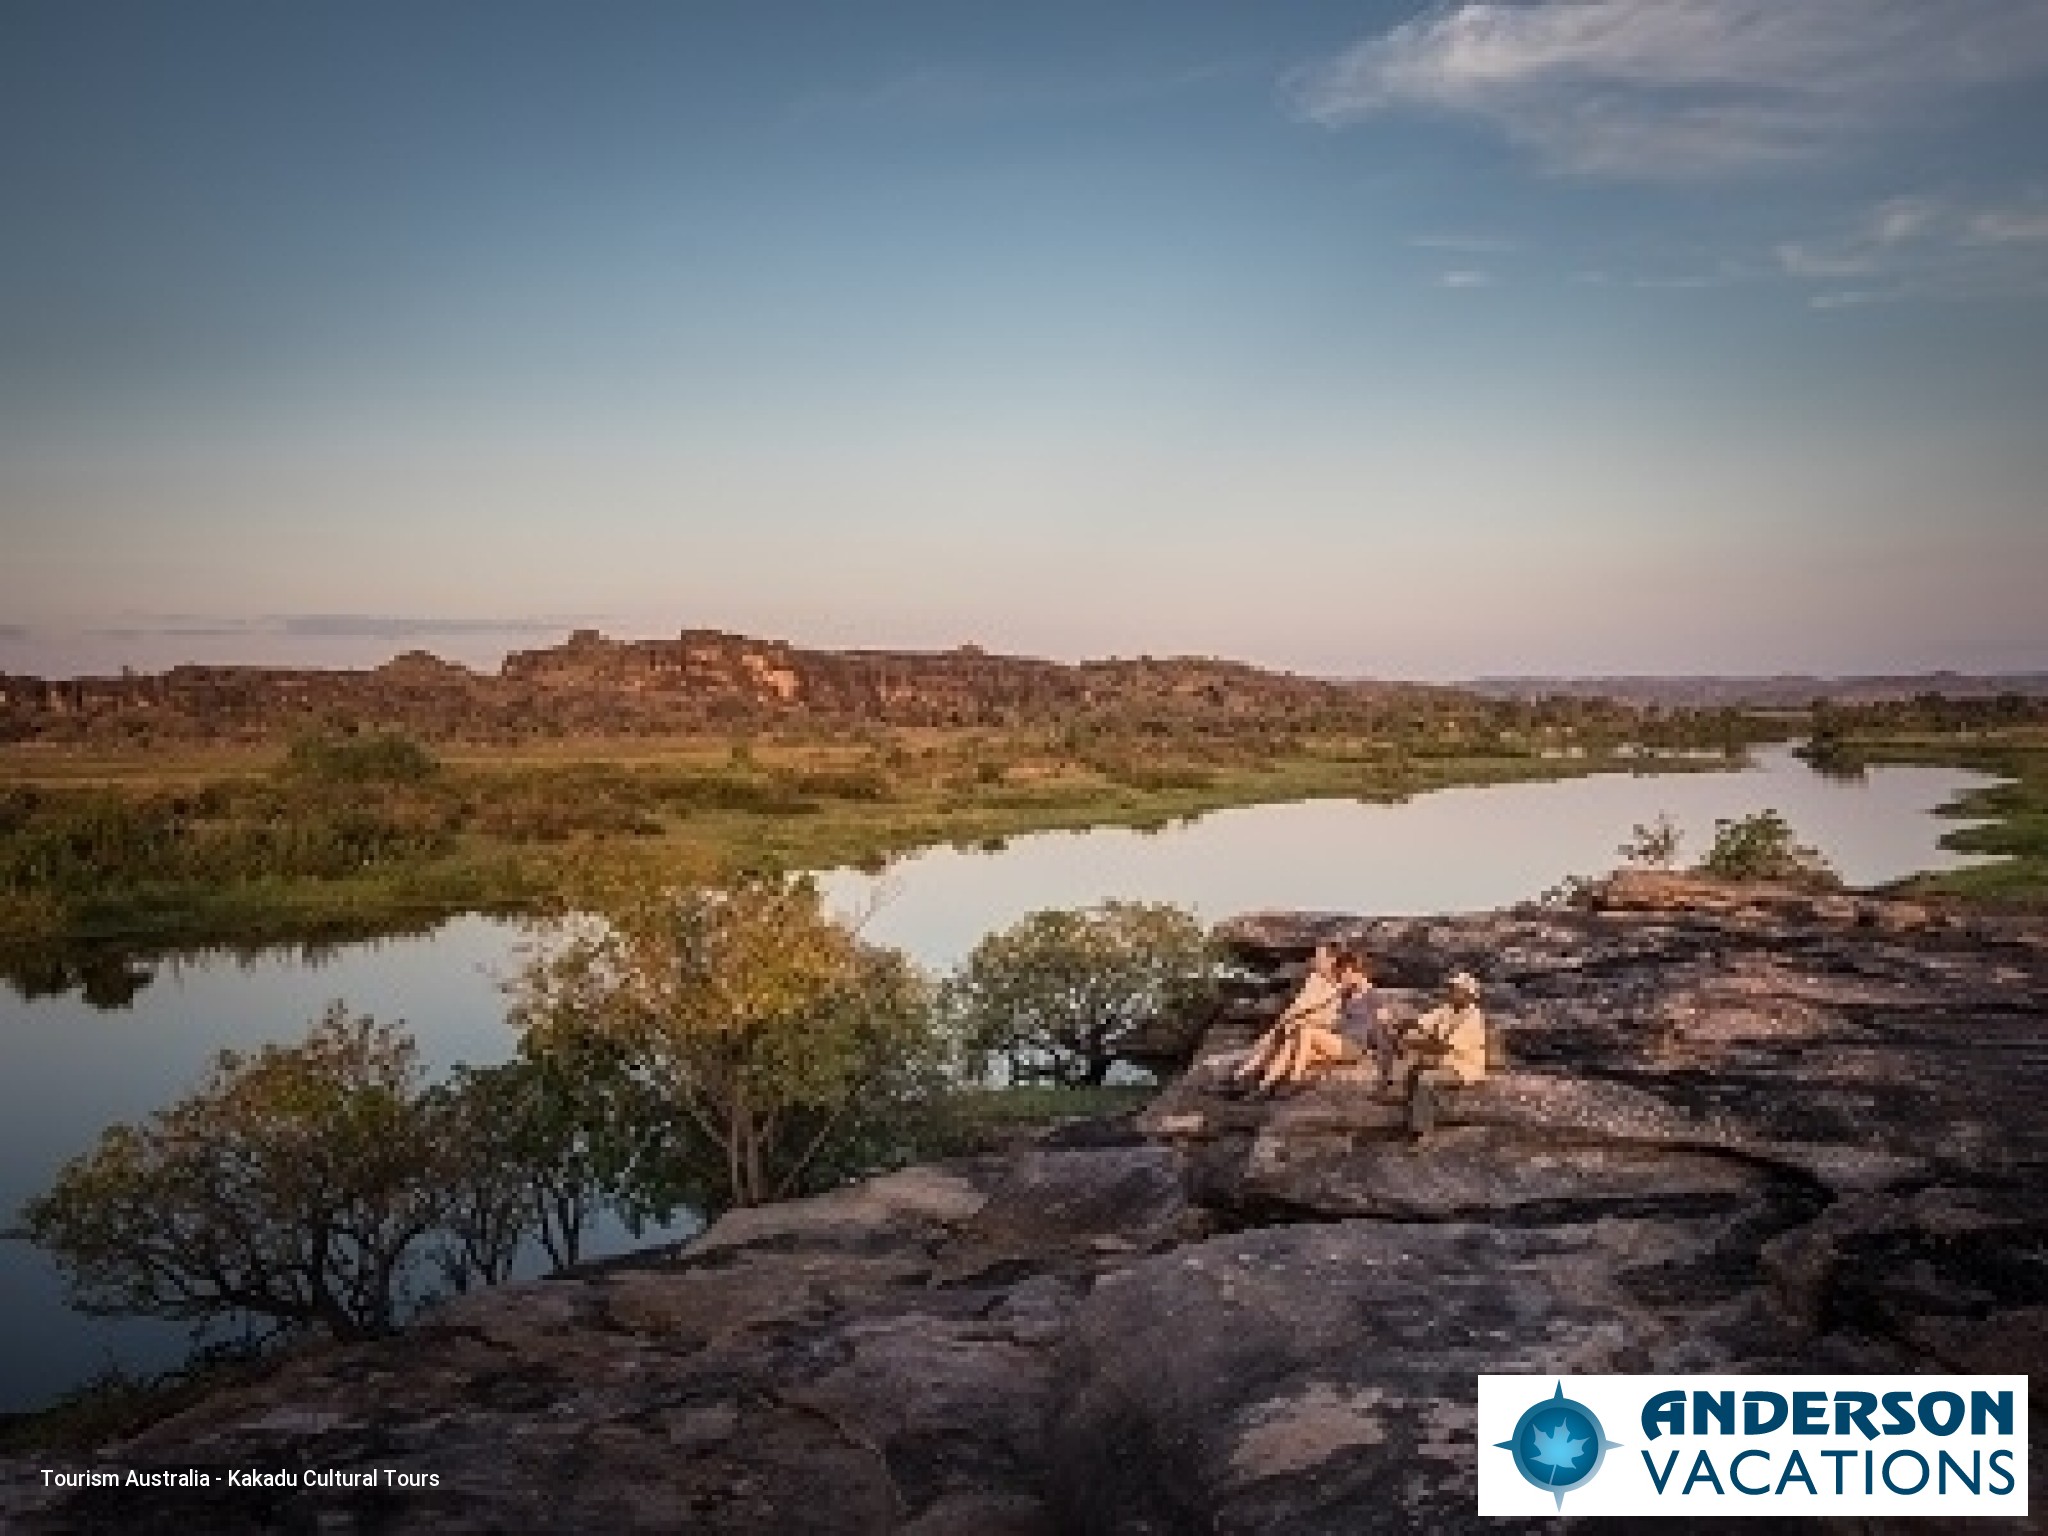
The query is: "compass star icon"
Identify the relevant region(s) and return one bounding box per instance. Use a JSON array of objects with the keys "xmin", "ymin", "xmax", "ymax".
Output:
[{"xmin": 1495, "ymin": 1382, "xmax": 1623, "ymax": 1510}]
